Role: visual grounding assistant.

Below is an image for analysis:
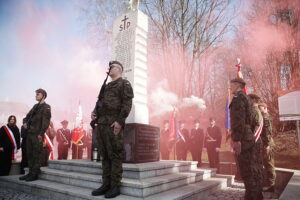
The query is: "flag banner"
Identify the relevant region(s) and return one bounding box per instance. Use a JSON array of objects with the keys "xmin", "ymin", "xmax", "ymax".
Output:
[
  {"xmin": 44, "ymin": 133, "xmax": 54, "ymax": 160},
  {"xmin": 3, "ymin": 125, "xmax": 17, "ymax": 160}
]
